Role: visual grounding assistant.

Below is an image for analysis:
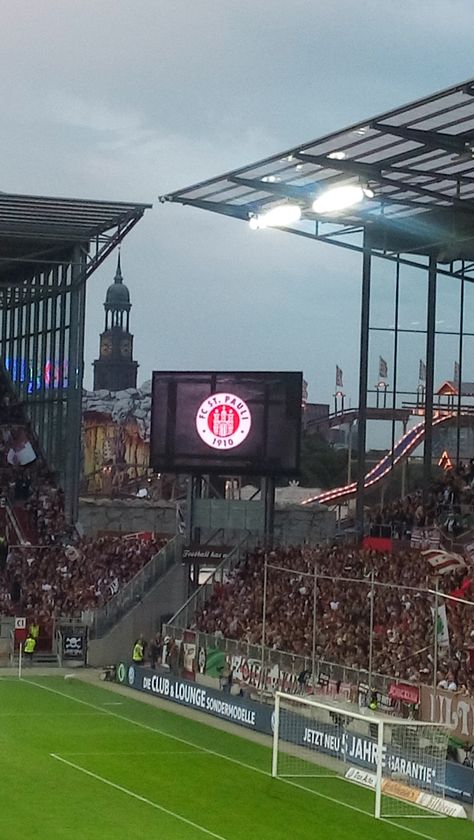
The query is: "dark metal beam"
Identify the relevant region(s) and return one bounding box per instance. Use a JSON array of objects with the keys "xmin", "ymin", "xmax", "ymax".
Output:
[
  {"xmin": 356, "ymin": 235, "xmax": 371, "ymax": 537},
  {"xmin": 423, "ymin": 255, "xmax": 437, "ymax": 492},
  {"xmin": 372, "ymin": 121, "xmax": 474, "ymax": 155},
  {"xmin": 294, "ymin": 152, "xmax": 474, "ymax": 210},
  {"xmin": 172, "ymin": 197, "xmax": 250, "ymax": 222},
  {"xmin": 229, "ymin": 175, "xmax": 309, "ymax": 202}
]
